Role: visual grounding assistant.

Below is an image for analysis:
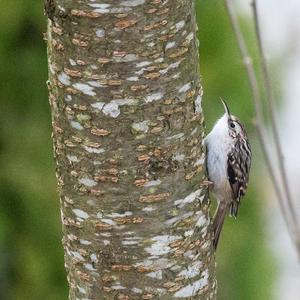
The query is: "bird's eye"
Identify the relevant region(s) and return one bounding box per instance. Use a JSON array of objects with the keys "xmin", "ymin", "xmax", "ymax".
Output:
[{"xmin": 230, "ymin": 122, "xmax": 235, "ymax": 128}]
